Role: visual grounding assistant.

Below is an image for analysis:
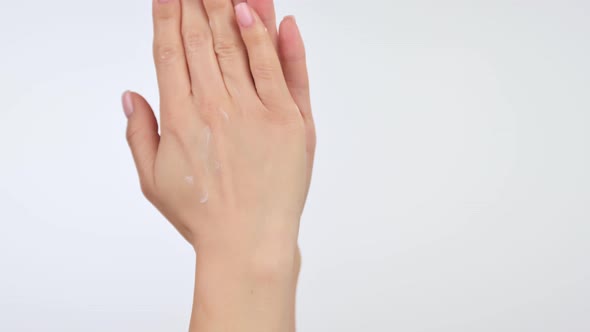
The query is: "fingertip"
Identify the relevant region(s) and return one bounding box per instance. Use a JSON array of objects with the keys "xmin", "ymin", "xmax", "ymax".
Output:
[
  {"xmin": 122, "ymin": 90, "xmax": 134, "ymax": 118},
  {"xmin": 279, "ymin": 15, "xmax": 297, "ymax": 32},
  {"xmin": 279, "ymin": 16, "xmax": 305, "ymax": 61},
  {"xmin": 235, "ymin": 2, "xmax": 255, "ymax": 28}
]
